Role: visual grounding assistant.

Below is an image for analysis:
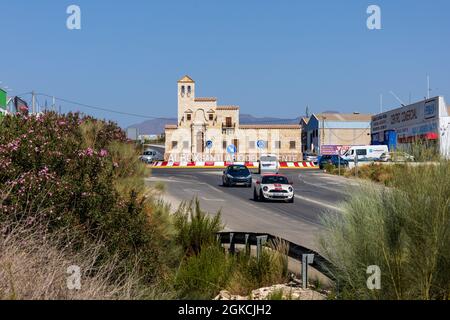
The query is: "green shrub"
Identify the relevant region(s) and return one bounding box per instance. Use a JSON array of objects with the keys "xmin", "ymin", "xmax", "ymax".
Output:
[
  {"xmin": 320, "ymin": 161, "xmax": 450, "ymax": 300},
  {"xmin": 343, "ymin": 164, "xmax": 400, "ymax": 185},
  {"xmin": 174, "ymin": 199, "xmax": 223, "ymax": 256},
  {"xmin": 174, "ymin": 244, "xmax": 234, "ymax": 299}
]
